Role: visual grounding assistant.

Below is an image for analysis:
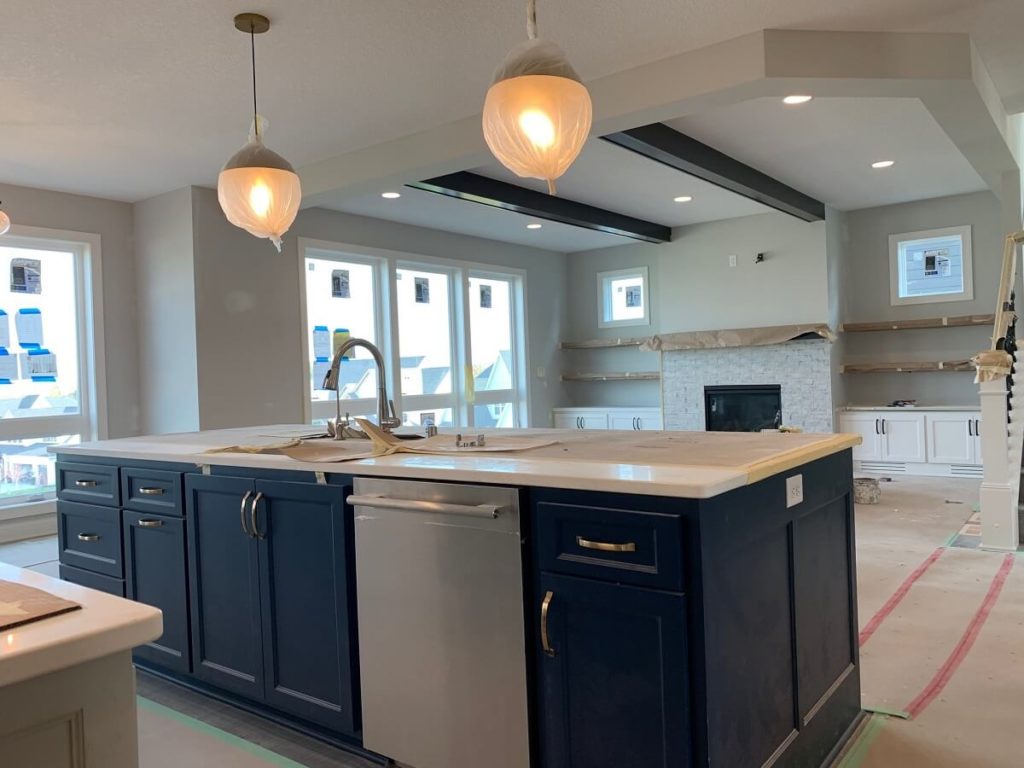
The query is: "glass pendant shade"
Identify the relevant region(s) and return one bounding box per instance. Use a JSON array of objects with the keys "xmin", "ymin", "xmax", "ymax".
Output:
[
  {"xmin": 0, "ymin": 211, "xmax": 9, "ymax": 236},
  {"xmin": 217, "ymin": 132, "xmax": 301, "ymax": 252},
  {"xmin": 483, "ymin": 39, "xmax": 592, "ymax": 194}
]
